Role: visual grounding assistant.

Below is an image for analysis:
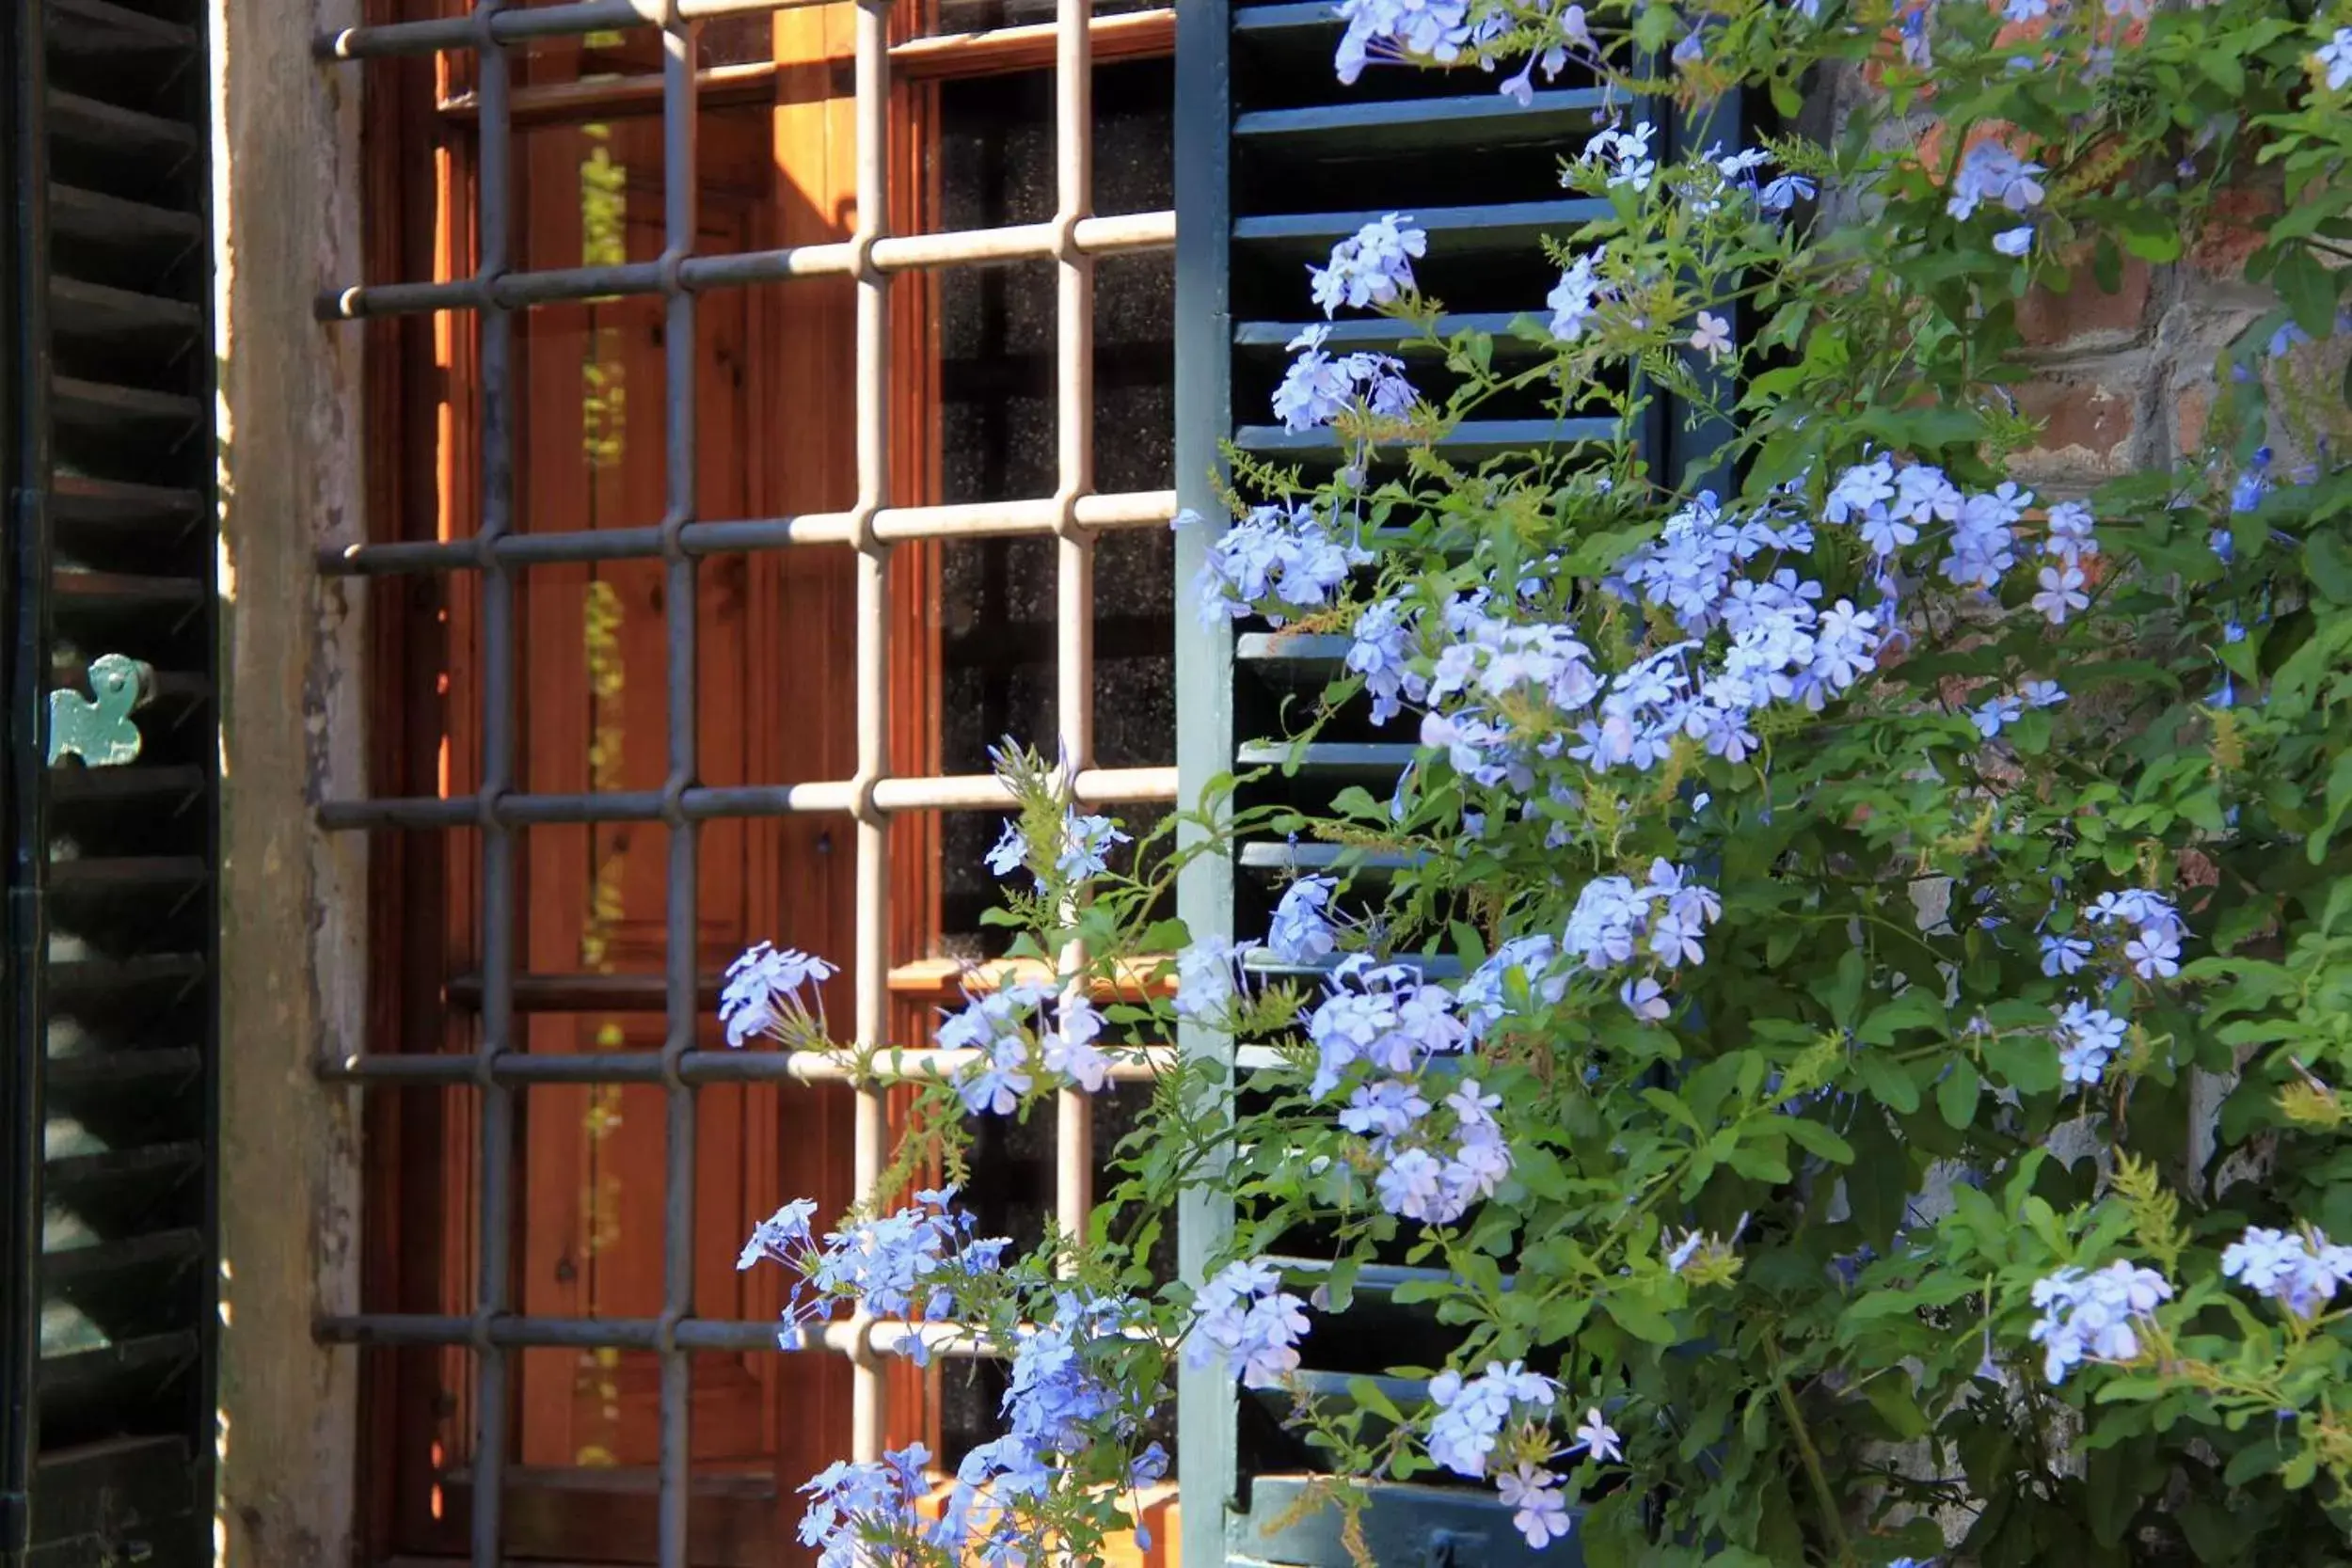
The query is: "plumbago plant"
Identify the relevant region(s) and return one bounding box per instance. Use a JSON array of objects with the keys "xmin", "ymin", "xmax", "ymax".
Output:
[{"xmin": 720, "ymin": 2, "xmax": 2352, "ymax": 1565}]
